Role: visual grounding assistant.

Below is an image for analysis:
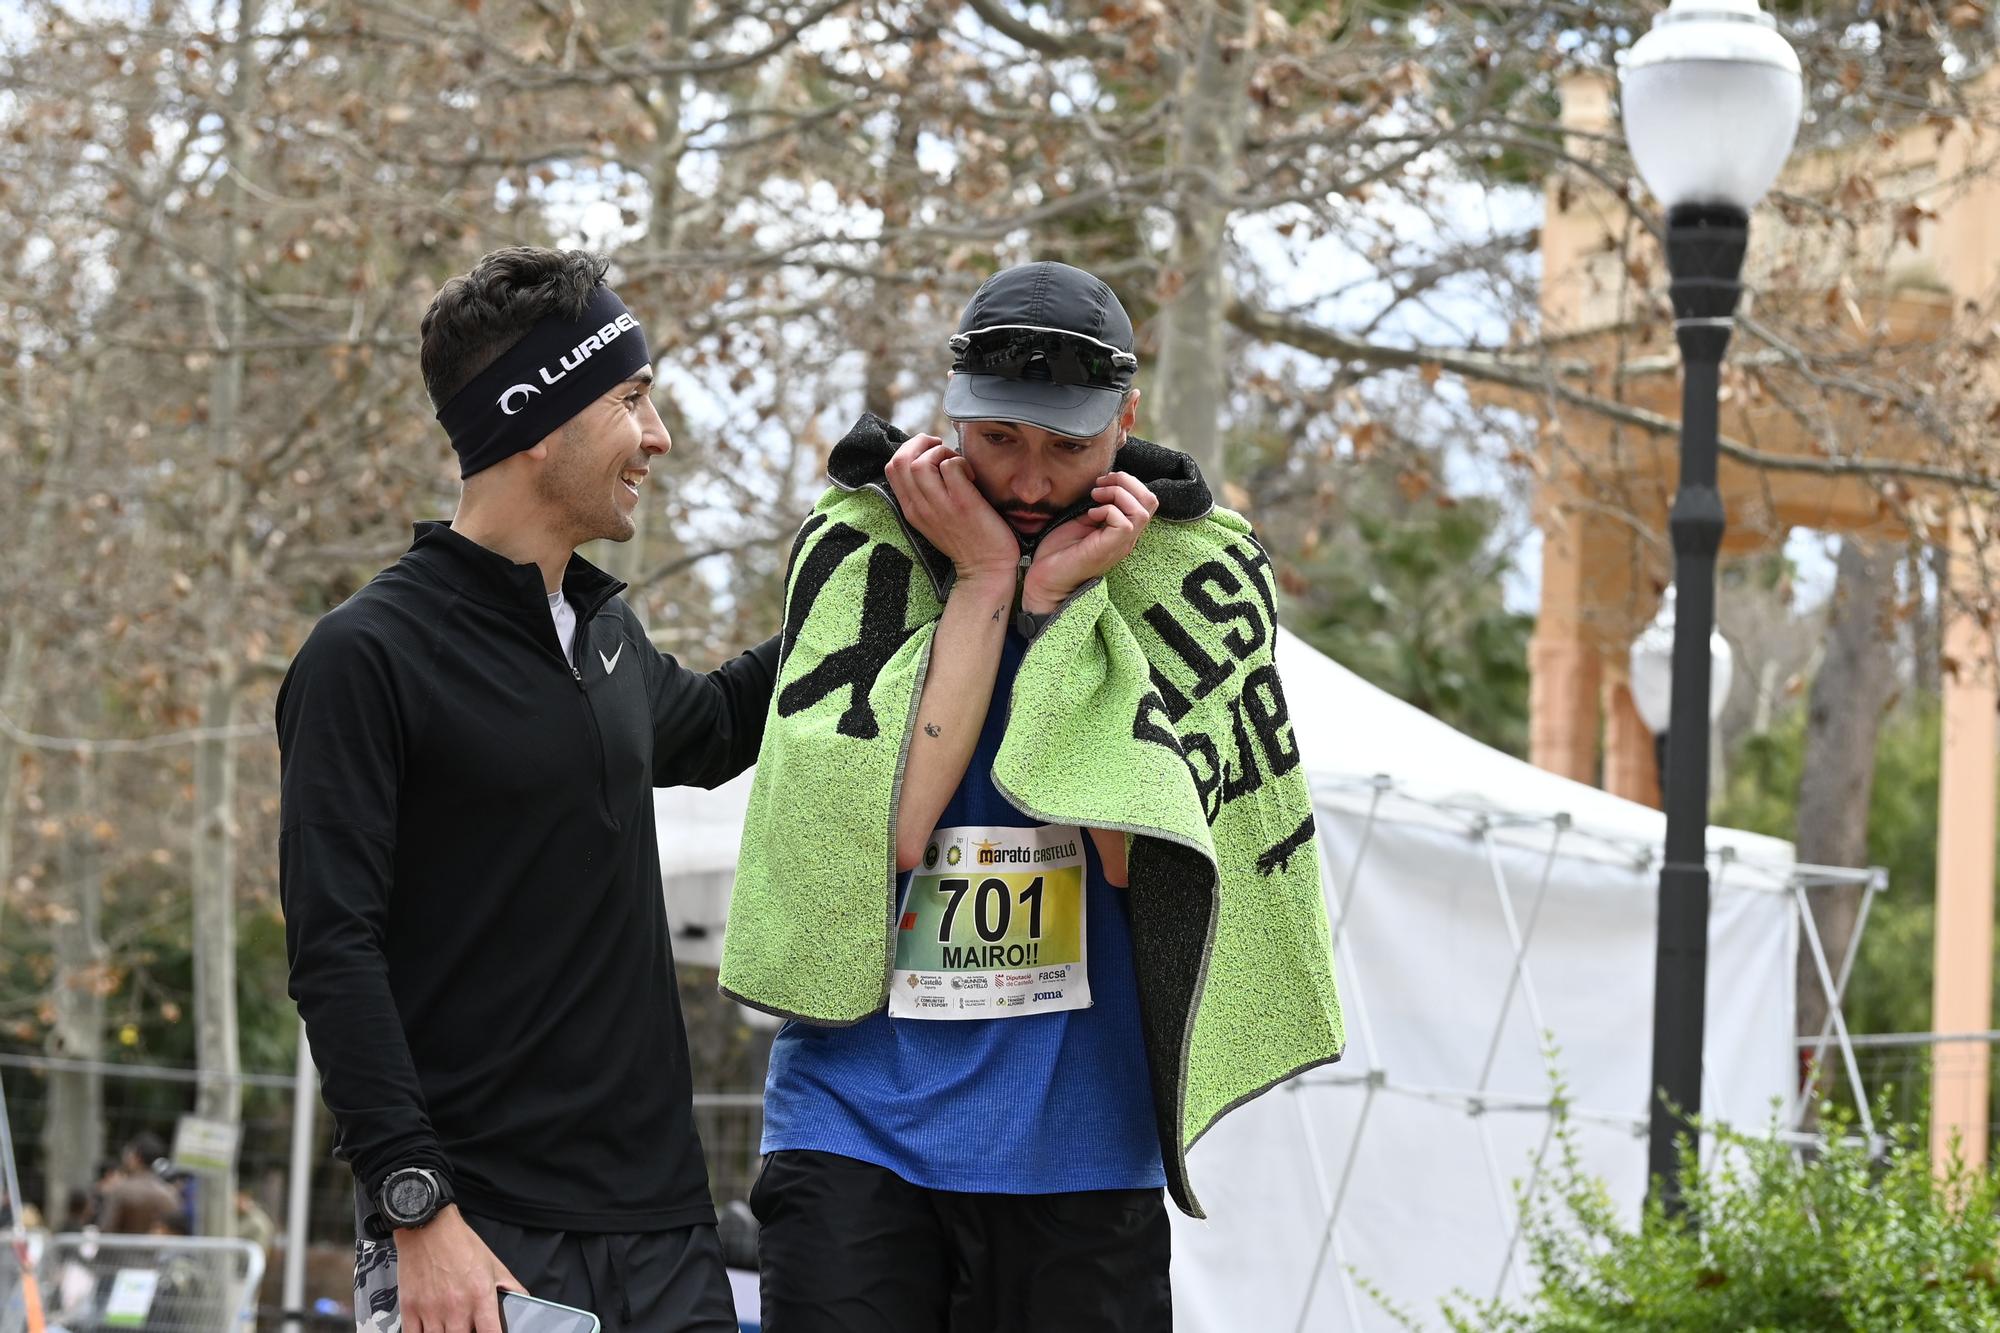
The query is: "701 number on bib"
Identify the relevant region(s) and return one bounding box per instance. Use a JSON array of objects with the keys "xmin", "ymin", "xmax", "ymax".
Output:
[{"xmin": 936, "ymin": 876, "xmax": 1043, "ymax": 943}]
